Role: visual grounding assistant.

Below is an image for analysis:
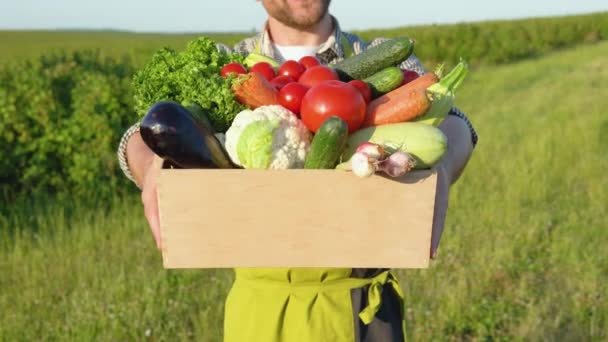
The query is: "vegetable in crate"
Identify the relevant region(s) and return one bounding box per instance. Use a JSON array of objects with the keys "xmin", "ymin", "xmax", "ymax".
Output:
[
  {"xmin": 363, "ymin": 87, "xmax": 430, "ymax": 127},
  {"xmin": 243, "ymin": 52, "xmax": 280, "ymax": 68},
  {"xmin": 250, "ymin": 62, "xmax": 276, "ymax": 82},
  {"xmin": 331, "ymin": 37, "xmax": 414, "ymax": 81},
  {"xmin": 231, "ymin": 72, "xmax": 280, "ymax": 109},
  {"xmin": 337, "ymin": 142, "xmax": 415, "ymax": 178},
  {"xmin": 362, "ymin": 61, "xmax": 468, "ymax": 127},
  {"xmin": 344, "ymin": 142, "xmax": 386, "ymax": 178},
  {"xmin": 132, "ymin": 37, "xmax": 246, "ymax": 133},
  {"xmin": 342, "ymin": 122, "xmax": 447, "ymax": 169},
  {"xmin": 362, "ymin": 72, "xmax": 438, "ymax": 127},
  {"xmin": 298, "ymin": 65, "xmax": 340, "ymax": 87},
  {"xmin": 300, "ymin": 80, "xmax": 366, "ymax": 133},
  {"xmin": 278, "ymin": 82, "xmax": 310, "ymax": 115},
  {"xmin": 415, "ymin": 61, "xmax": 469, "ymax": 126},
  {"xmin": 348, "ymin": 80, "xmax": 372, "ymax": 103},
  {"xmin": 363, "ymin": 66, "xmax": 404, "ymax": 99},
  {"xmin": 377, "ymin": 151, "xmax": 416, "ymax": 177},
  {"xmin": 139, "ymin": 101, "xmax": 234, "ymax": 169},
  {"xmin": 220, "ymin": 62, "xmax": 248, "ymax": 77},
  {"xmin": 224, "ymin": 105, "xmax": 312, "ymax": 169},
  {"xmin": 298, "ymin": 56, "xmax": 321, "ymax": 69},
  {"xmin": 304, "ymin": 116, "xmax": 349, "ymax": 169}
]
